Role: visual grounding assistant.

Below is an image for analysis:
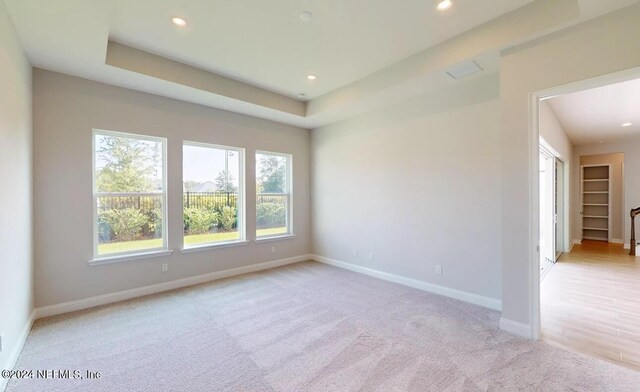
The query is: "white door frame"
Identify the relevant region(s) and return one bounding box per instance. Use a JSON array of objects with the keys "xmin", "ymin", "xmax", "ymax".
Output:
[
  {"xmin": 580, "ymin": 164, "xmax": 613, "ymax": 243},
  {"xmin": 528, "ymin": 66, "xmax": 640, "ymax": 340}
]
